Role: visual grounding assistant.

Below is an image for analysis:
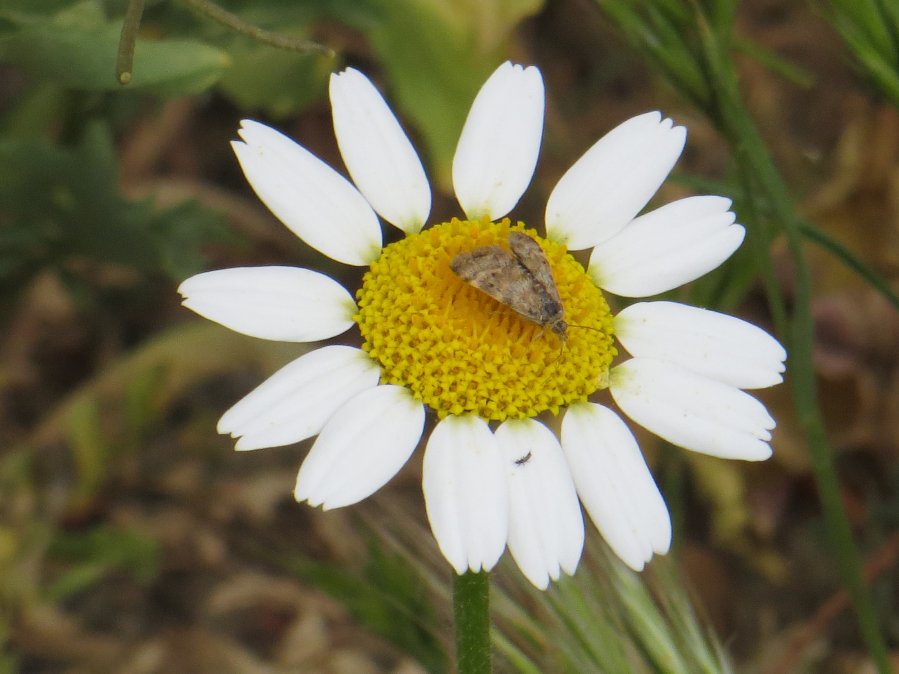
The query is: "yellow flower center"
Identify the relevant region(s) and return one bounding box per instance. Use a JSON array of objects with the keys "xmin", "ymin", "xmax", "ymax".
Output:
[{"xmin": 354, "ymin": 218, "xmax": 616, "ymax": 421}]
